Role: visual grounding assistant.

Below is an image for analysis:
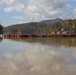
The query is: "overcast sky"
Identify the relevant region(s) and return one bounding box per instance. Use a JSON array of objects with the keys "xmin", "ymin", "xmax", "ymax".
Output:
[{"xmin": 0, "ymin": 0, "xmax": 76, "ymax": 26}]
